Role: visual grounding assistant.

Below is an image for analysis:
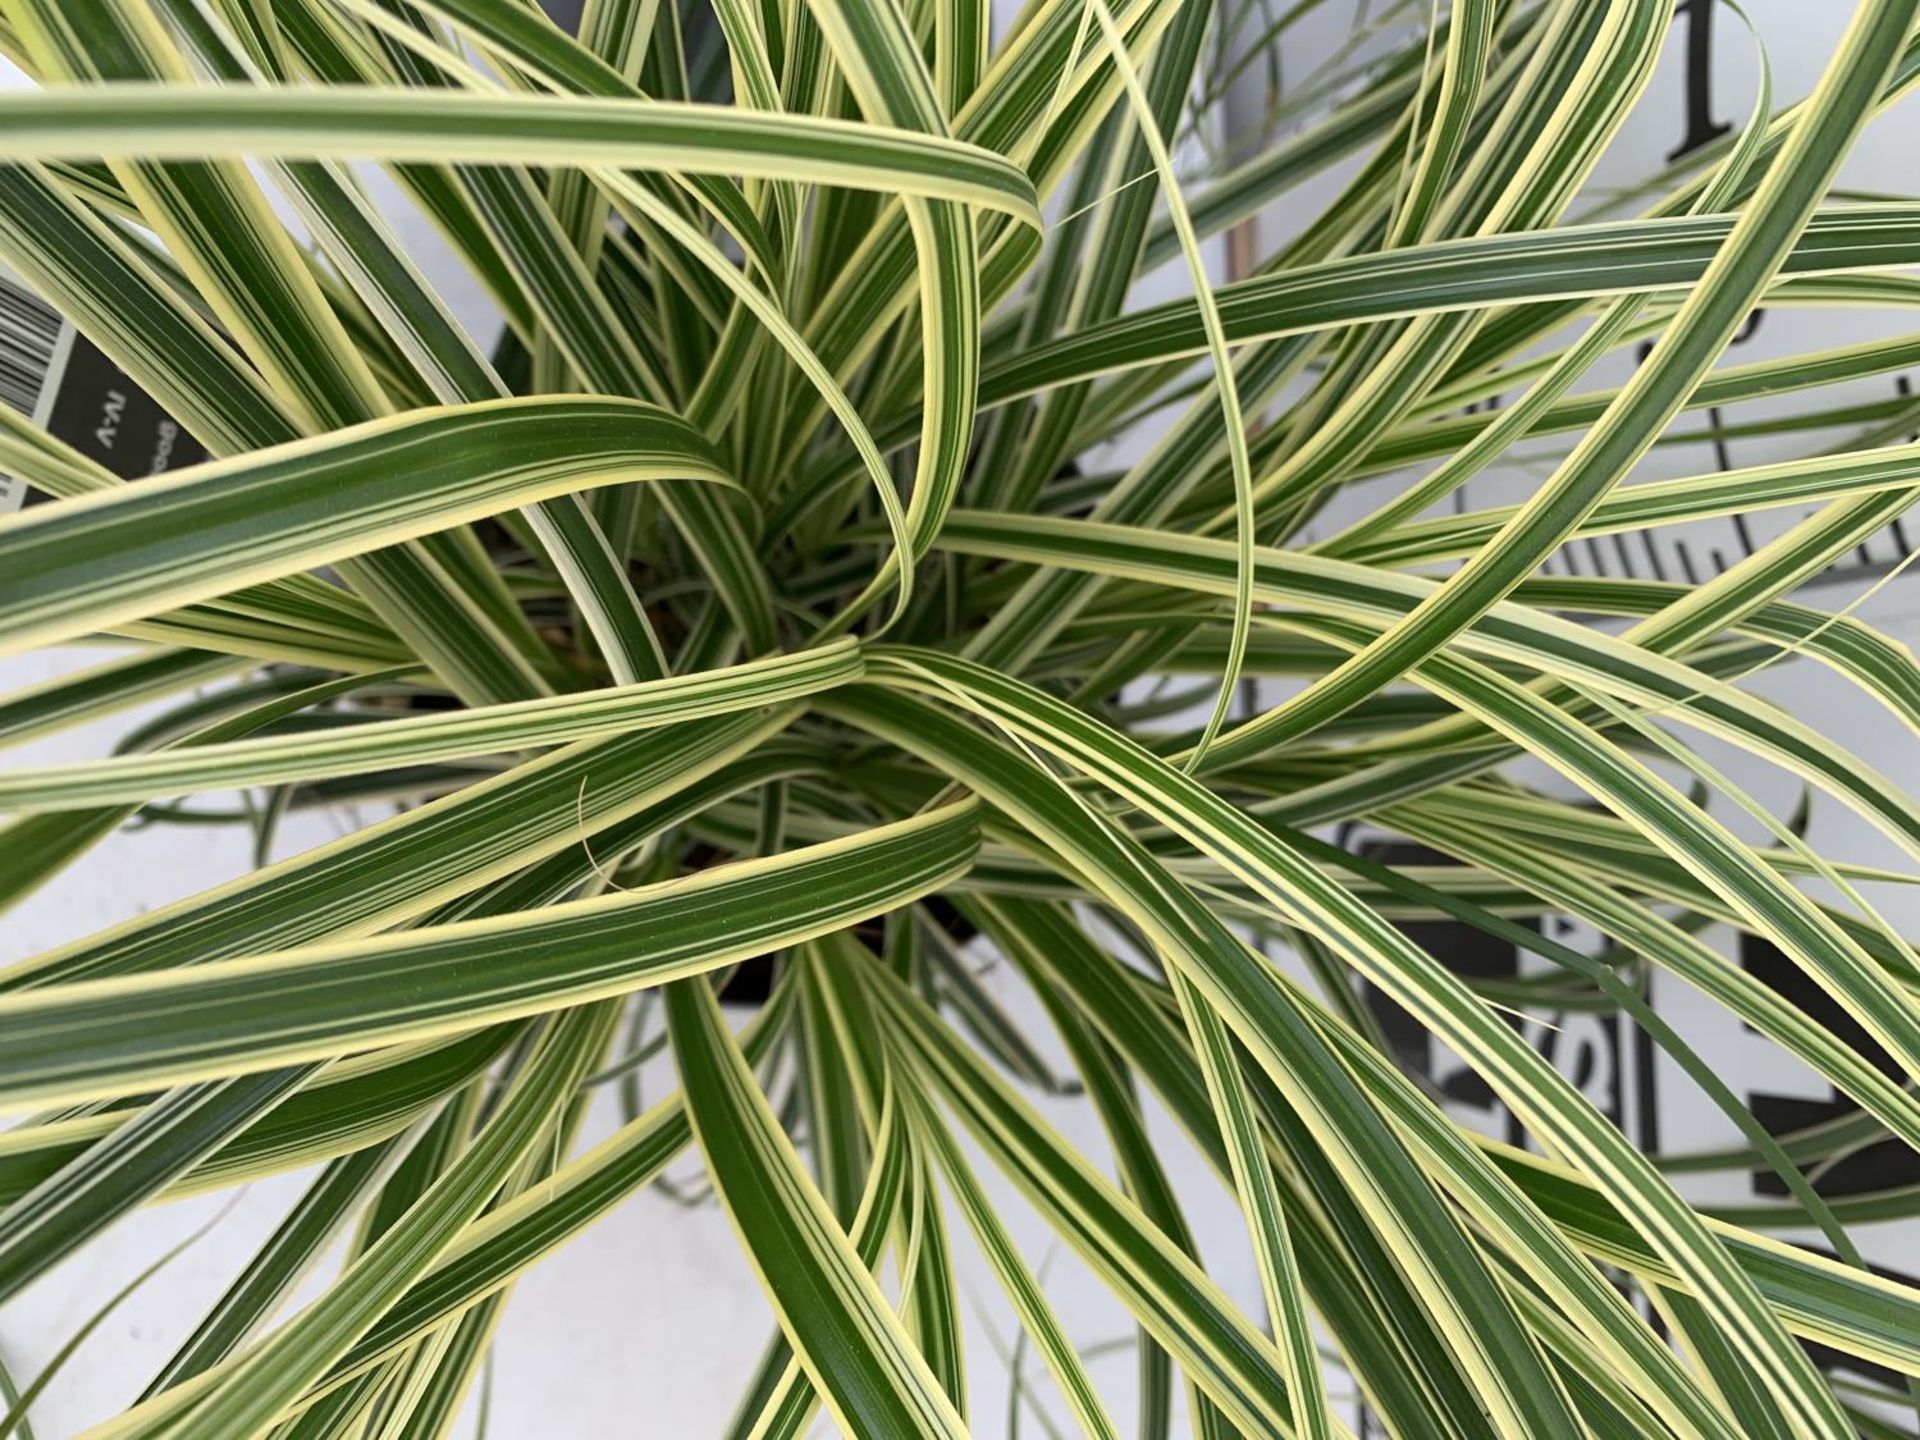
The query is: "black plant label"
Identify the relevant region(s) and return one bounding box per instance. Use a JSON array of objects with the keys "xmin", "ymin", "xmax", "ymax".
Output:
[{"xmin": 1, "ymin": 268, "xmax": 208, "ymax": 512}]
